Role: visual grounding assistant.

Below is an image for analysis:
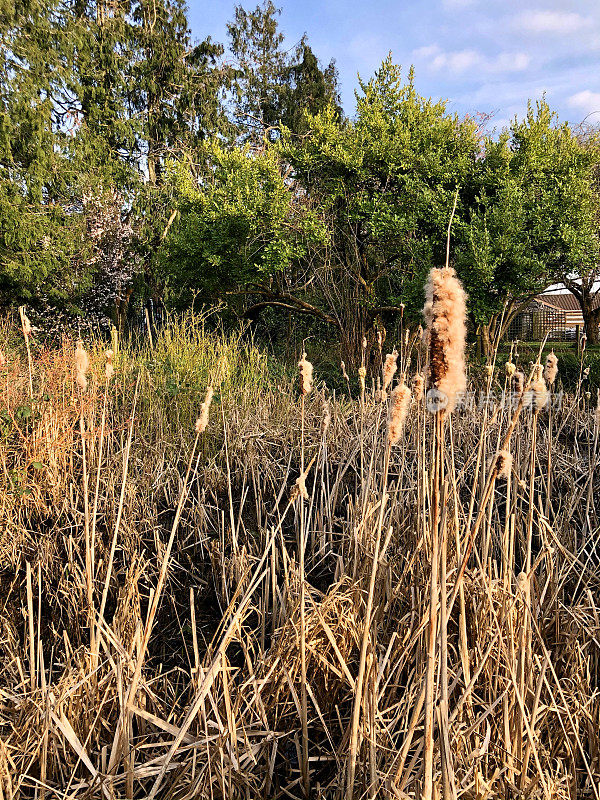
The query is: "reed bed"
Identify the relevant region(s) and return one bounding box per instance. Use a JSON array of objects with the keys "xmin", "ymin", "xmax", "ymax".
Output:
[{"xmin": 0, "ymin": 306, "xmax": 600, "ymax": 799}]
